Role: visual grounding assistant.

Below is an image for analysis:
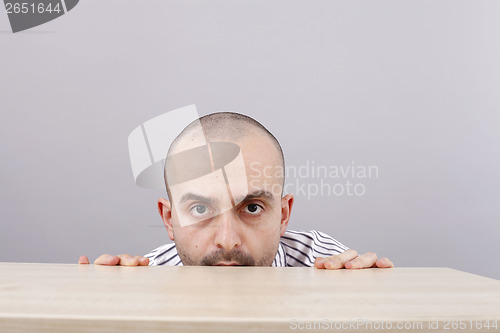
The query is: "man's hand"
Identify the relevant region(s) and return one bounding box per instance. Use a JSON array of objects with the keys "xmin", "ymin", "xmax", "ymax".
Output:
[
  {"xmin": 78, "ymin": 254, "xmax": 149, "ymax": 266},
  {"xmin": 314, "ymin": 249, "xmax": 393, "ymax": 269}
]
